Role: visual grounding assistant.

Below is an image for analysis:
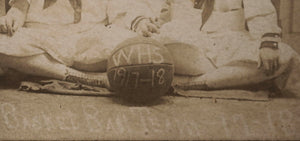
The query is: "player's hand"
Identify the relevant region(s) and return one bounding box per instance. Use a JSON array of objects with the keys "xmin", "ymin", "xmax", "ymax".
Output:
[
  {"xmin": 258, "ymin": 47, "xmax": 280, "ymax": 76},
  {"xmin": 0, "ymin": 7, "xmax": 26, "ymax": 36},
  {"xmin": 0, "ymin": 16, "xmax": 7, "ymax": 34},
  {"xmin": 135, "ymin": 18, "xmax": 160, "ymax": 37}
]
